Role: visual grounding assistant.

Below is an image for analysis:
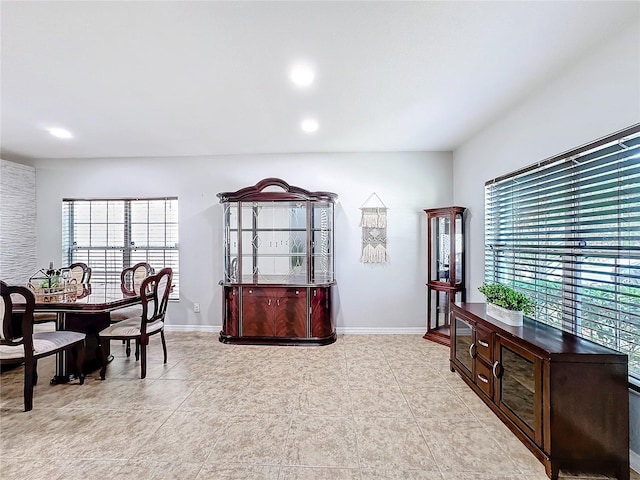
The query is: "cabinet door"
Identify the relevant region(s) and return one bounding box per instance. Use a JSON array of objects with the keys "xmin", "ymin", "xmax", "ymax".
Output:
[
  {"xmin": 494, "ymin": 335, "xmax": 543, "ymax": 444},
  {"xmin": 241, "ymin": 202, "xmax": 308, "ymax": 285},
  {"xmin": 274, "ymin": 288, "xmax": 307, "ymax": 338},
  {"xmin": 242, "ymin": 288, "xmax": 276, "ymax": 336},
  {"xmin": 311, "ymin": 202, "xmax": 334, "ymax": 284},
  {"xmin": 311, "ymin": 287, "xmax": 332, "ymax": 338},
  {"xmin": 223, "ymin": 286, "xmax": 240, "ymax": 337},
  {"xmin": 452, "ymin": 314, "xmax": 474, "ymax": 378}
]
